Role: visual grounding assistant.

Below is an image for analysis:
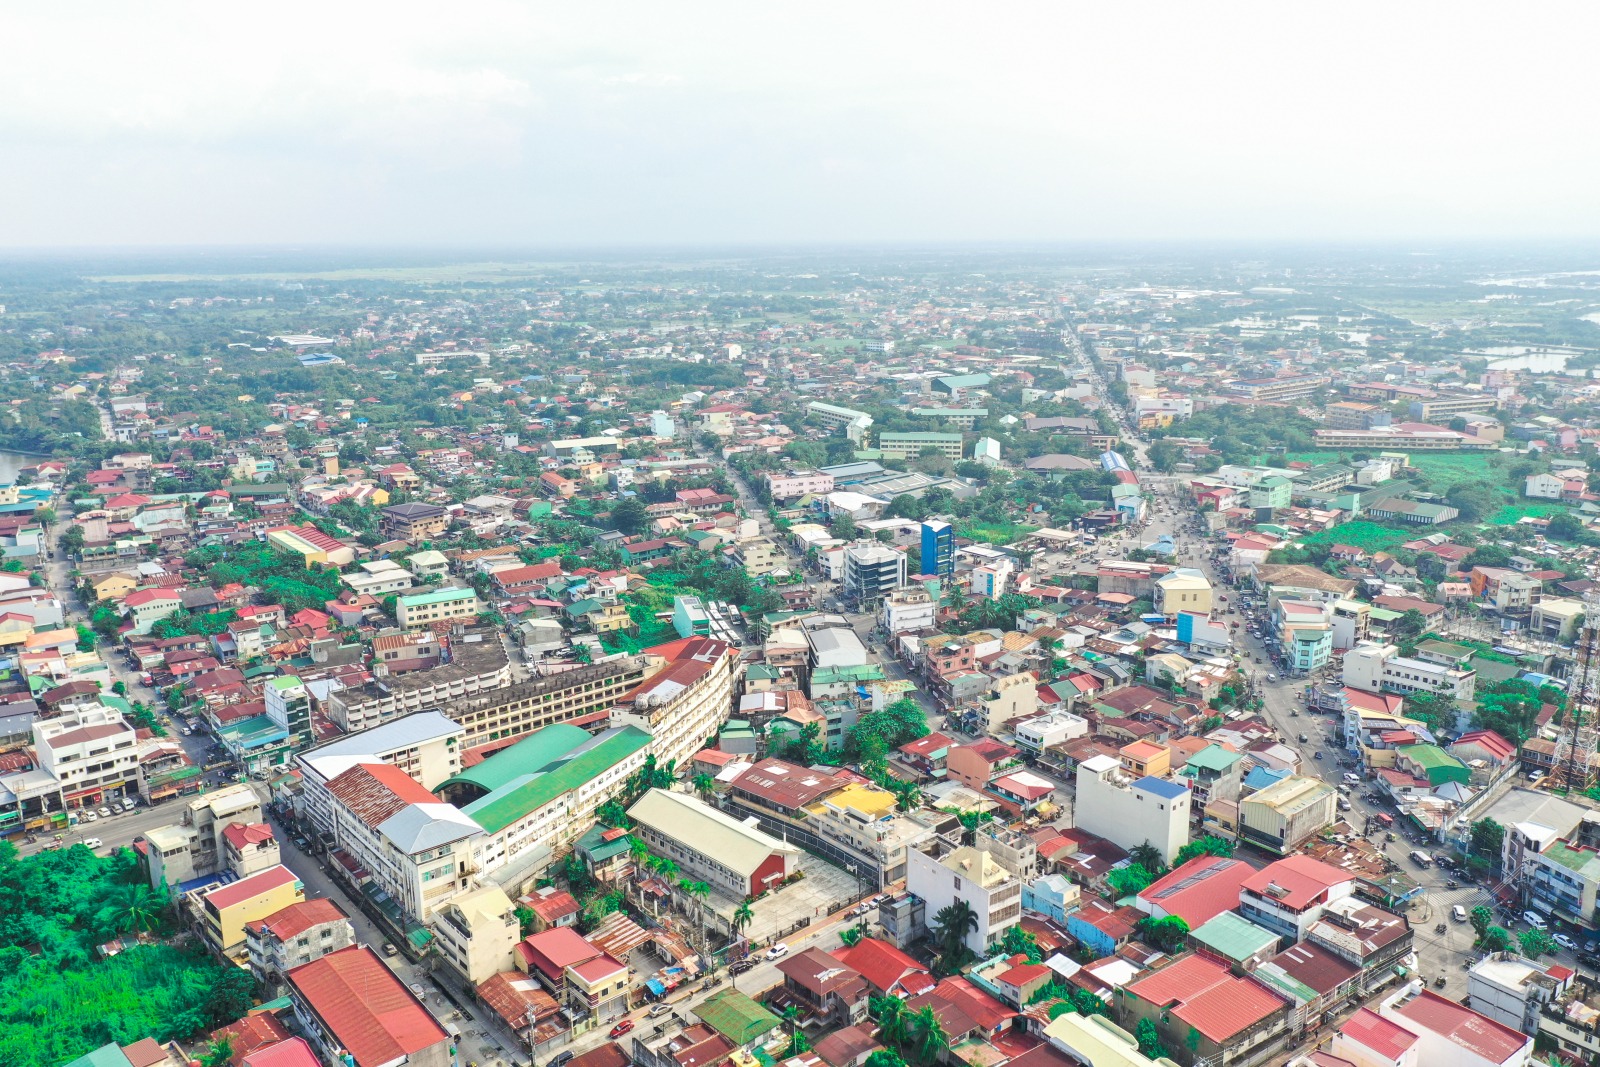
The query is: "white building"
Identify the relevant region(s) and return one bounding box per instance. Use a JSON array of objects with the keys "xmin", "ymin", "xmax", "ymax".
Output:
[
  {"xmin": 34, "ymin": 706, "xmax": 138, "ymax": 810},
  {"xmin": 609, "ymin": 637, "xmax": 738, "ymax": 775},
  {"xmin": 1468, "ymin": 953, "xmax": 1571, "ymax": 1033},
  {"xmin": 973, "ymin": 437, "xmax": 1001, "ymax": 465},
  {"xmin": 843, "ymin": 542, "xmax": 907, "ymax": 605},
  {"xmin": 1074, "ymin": 754, "xmax": 1191, "ymax": 865},
  {"xmin": 879, "ymin": 587, "xmax": 937, "ymax": 635},
  {"xmin": 1012, "ymin": 712, "xmax": 1088, "ymax": 755},
  {"xmin": 1343, "ymin": 641, "xmax": 1477, "ymax": 701},
  {"xmin": 1379, "ymin": 985, "xmax": 1533, "ymax": 1067},
  {"xmin": 297, "ymin": 711, "xmax": 466, "ymax": 840},
  {"xmin": 904, "ymin": 835, "xmax": 1022, "ymax": 955},
  {"xmin": 340, "ymin": 559, "xmax": 415, "ymax": 597}
]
